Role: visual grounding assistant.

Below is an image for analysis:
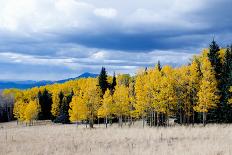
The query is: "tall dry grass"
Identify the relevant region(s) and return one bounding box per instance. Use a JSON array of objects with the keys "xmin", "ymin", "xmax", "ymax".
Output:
[{"xmin": 0, "ymin": 121, "xmax": 232, "ymax": 155}]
